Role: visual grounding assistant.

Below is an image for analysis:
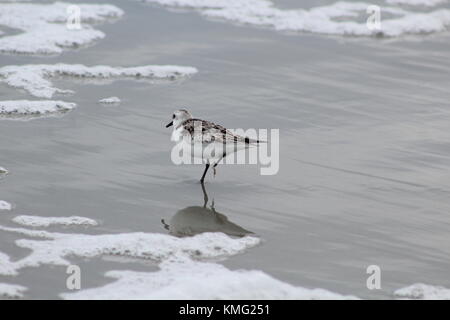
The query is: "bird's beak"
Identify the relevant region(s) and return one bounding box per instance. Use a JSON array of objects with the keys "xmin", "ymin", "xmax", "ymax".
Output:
[{"xmin": 165, "ymin": 121, "xmax": 173, "ymax": 128}]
